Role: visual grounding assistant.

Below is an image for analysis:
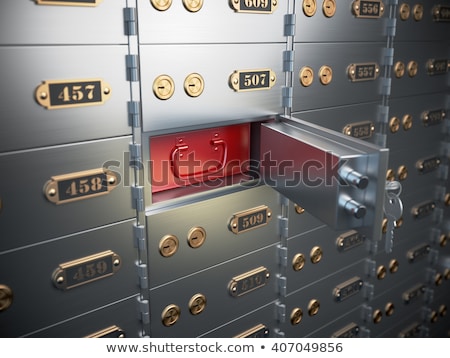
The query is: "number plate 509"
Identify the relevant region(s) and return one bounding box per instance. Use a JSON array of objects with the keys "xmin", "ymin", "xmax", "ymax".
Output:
[
  {"xmin": 229, "ymin": 205, "xmax": 272, "ymax": 234},
  {"xmin": 229, "ymin": 69, "xmax": 276, "ymax": 92},
  {"xmin": 44, "ymin": 168, "xmax": 118, "ymax": 205}
]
